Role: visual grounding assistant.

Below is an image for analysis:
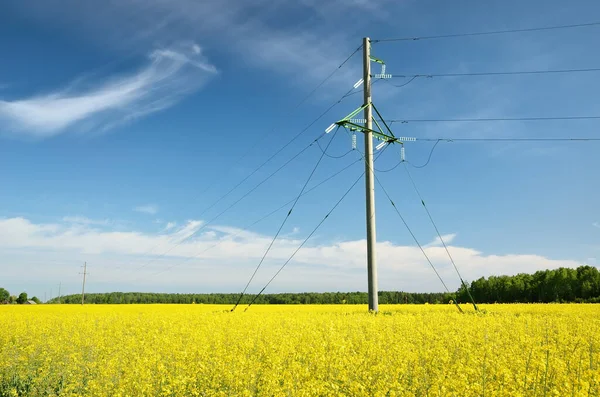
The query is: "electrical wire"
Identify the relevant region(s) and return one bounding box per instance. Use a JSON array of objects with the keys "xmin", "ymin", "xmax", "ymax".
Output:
[
  {"xmin": 406, "ymin": 137, "xmax": 600, "ymax": 168},
  {"xmin": 241, "ymin": 146, "xmax": 392, "ymax": 310},
  {"xmin": 375, "ymin": 168, "xmax": 463, "ymax": 313},
  {"xmin": 407, "ymin": 140, "xmax": 442, "ymax": 169},
  {"xmin": 298, "ymin": 45, "xmax": 363, "ymax": 106},
  {"xmin": 196, "ymin": 44, "xmax": 362, "ymax": 200},
  {"xmin": 120, "ymin": 135, "xmax": 326, "ymax": 276},
  {"xmin": 138, "ymin": 157, "xmax": 362, "ymax": 280},
  {"xmin": 373, "ymin": 21, "xmax": 600, "ymax": 42},
  {"xmin": 389, "ymin": 116, "xmax": 600, "ymax": 123},
  {"xmin": 382, "ymin": 75, "xmax": 419, "ymax": 88},
  {"xmin": 401, "ymin": 163, "xmax": 479, "ymax": 311},
  {"xmin": 244, "ymin": 169, "xmax": 365, "ymax": 311},
  {"xmin": 231, "ymin": 128, "xmax": 341, "ymax": 311},
  {"xmin": 374, "ymin": 149, "xmax": 404, "ymax": 172},
  {"xmin": 418, "ymin": 137, "xmax": 600, "ymax": 142},
  {"xmin": 343, "ymin": 77, "xmax": 383, "ymax": 98},
  {"xmin": 316, "ymin": 138, "xmax": 354, "ymax": 159},
  {"xmin": 355, "ymin": 144, "xmax": 463, "ymax": 313},
  {"xmin": 109, "ymin": 47, "xmax": 362, "ymax": 272},
  {"xmin": 388, "ymin": 67, "xmax": 600, "ymax": 79}
]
